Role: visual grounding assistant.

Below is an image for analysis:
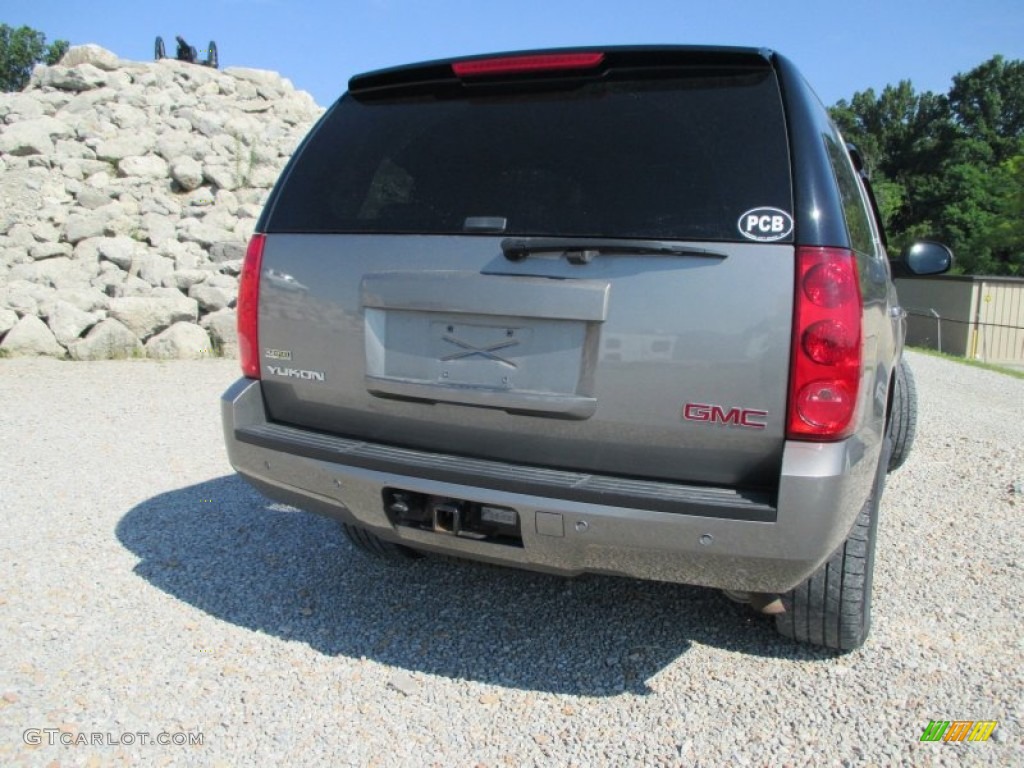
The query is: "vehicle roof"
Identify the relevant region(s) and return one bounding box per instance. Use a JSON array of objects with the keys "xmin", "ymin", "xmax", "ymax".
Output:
[{"xmin": 348, "ymin": 45, "xmax": 776, "ymax": 94}]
